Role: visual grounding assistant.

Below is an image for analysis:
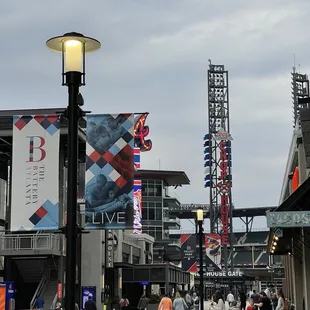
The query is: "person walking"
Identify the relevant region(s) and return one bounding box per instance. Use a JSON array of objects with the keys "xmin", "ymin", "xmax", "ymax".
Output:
[
  {"xmin": 185, "ymin": 292, "xmax": 192, "ymax": 309},
  {"xmin": 158, "ymin": 293, "xmax": 172, "ymax": 310},
  {"xmin": 192, "ymin": 293, "xmax": 199, "ymax": 310},
  {"xmin": 119, "ymin": 295, "xmax": 129, "ymax": 308},
  {"xmin": 275, "ymin": 289, "xmax": 285, "ymax": 310},
  {"xmin": 239, "ymin": 291, "xmax": 246, "ymax": 310},
  {"xmin": 85, "ymin": 294, "xmax": 97, "ymax": 310},
  {"xmin": 173, "ymin": 292, "xmax": 188, "ymax": 310},
  {"xmin": 138, "ymin": 294, "xmax": 149, "ymax": 310},
  {"xmin": 227, "ymin": 291, "xmax": 234, "ymax": 308}
]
